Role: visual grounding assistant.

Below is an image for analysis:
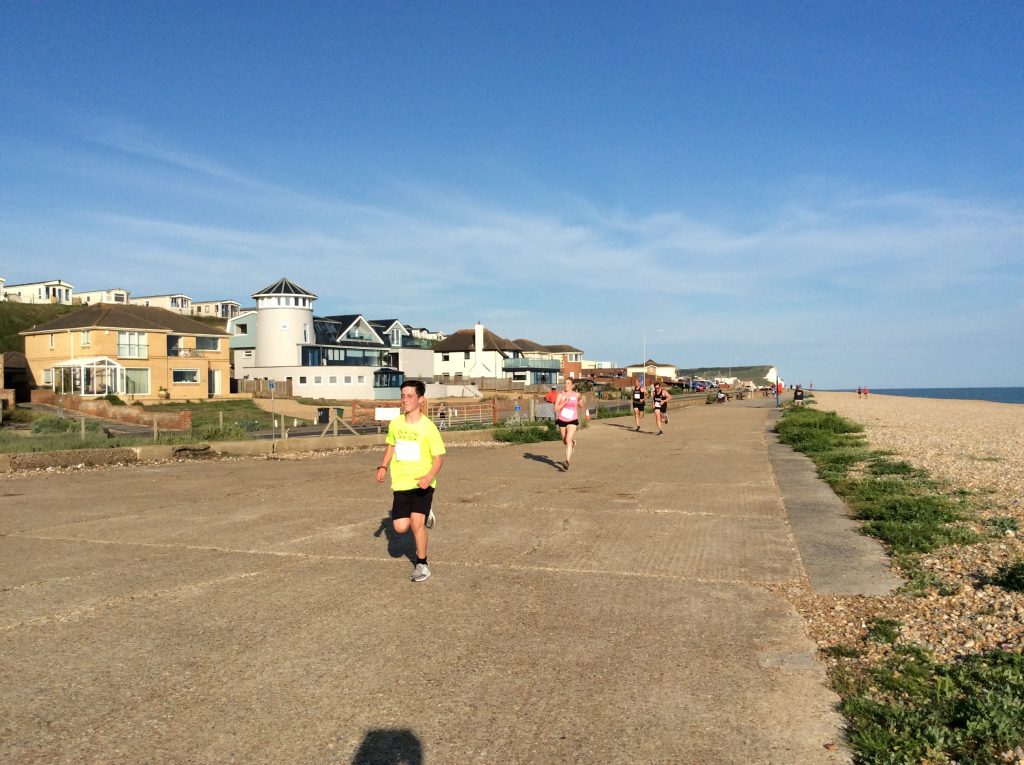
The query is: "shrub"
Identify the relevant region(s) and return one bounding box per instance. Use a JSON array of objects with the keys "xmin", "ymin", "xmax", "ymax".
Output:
[
  {"xmin": 993, "ymin": 561, "xmax": 1024, "ymax": 592},
  {"xmin": 31, "ymin": 415, "xmax": 103, "ymax": 435},
  {"xmin": 494, "ymin": 422, "xmax": 559, "ymax": 443}
]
